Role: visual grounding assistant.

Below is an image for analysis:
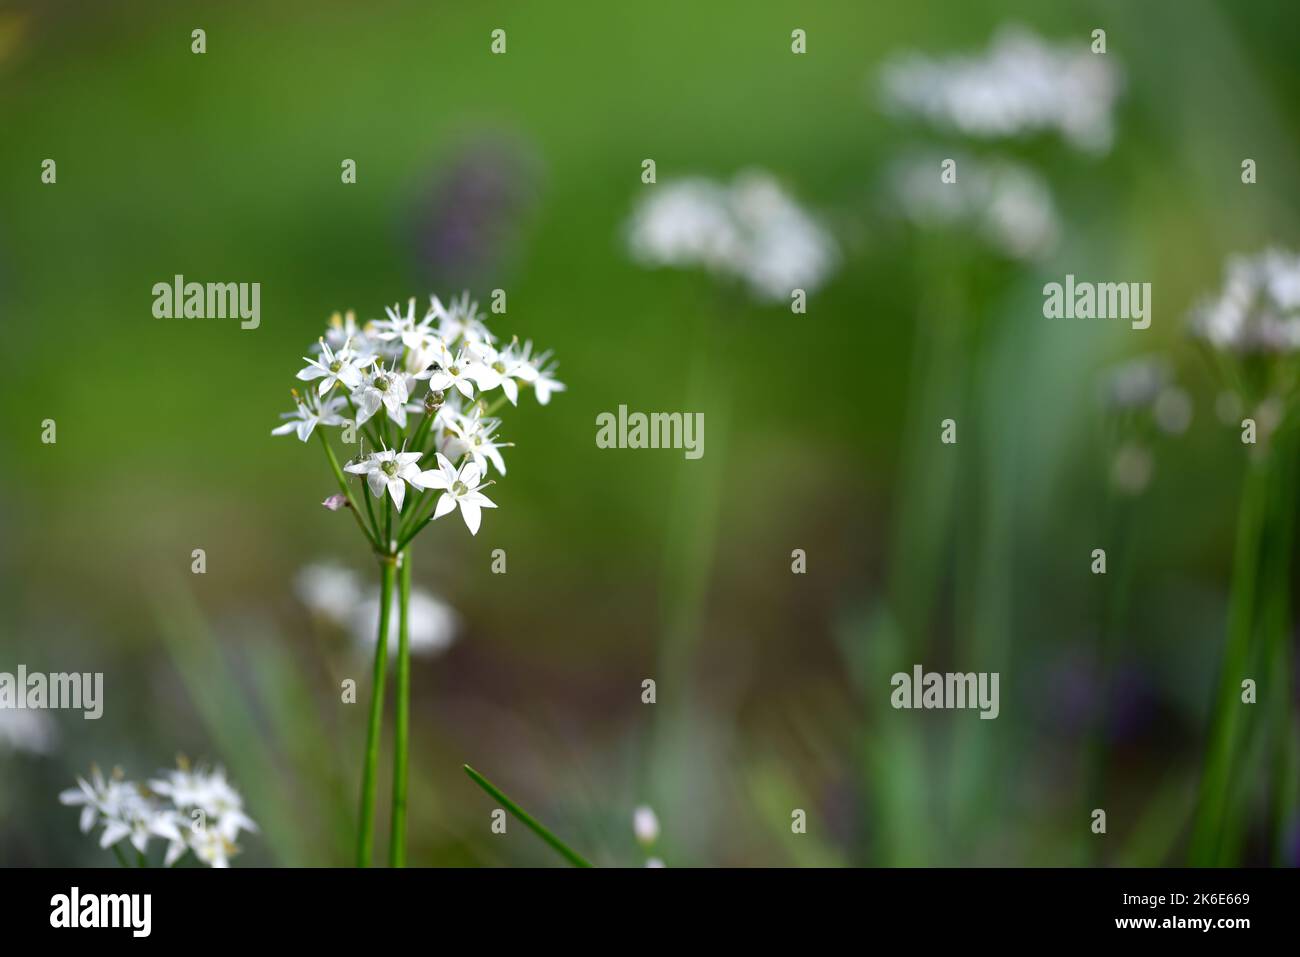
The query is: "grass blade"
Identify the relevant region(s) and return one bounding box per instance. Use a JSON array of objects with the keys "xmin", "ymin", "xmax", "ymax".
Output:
[{"xmin": 463, "ymin": 765, "xmax": 593, "ymax": 867}]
